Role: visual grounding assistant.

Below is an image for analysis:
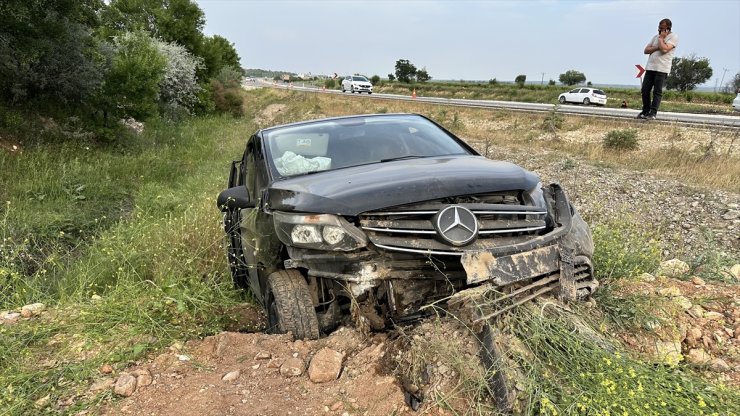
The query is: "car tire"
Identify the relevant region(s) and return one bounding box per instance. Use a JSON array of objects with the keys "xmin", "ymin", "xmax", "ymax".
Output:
[
  {"xmin": 583, "ymin": 98, "xmax": 590, "ymax": 105},
  {"xmin": 341, "ymin": 86, "xmax": 346, "ymax": 93},
  {"xmin": 224, "ymin": 209, "xmax": 250, "ymax": 289},
  {"xmin": 265, "ymin": 270, "xmax": 320, "ymax": 340},
  {"xmin": 559, "ymin": 96, "xmax": 566, "ymax": 104},
  {"xmin": 368, "ymin": 92, "xmax": 372, "ymax": 95}
]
